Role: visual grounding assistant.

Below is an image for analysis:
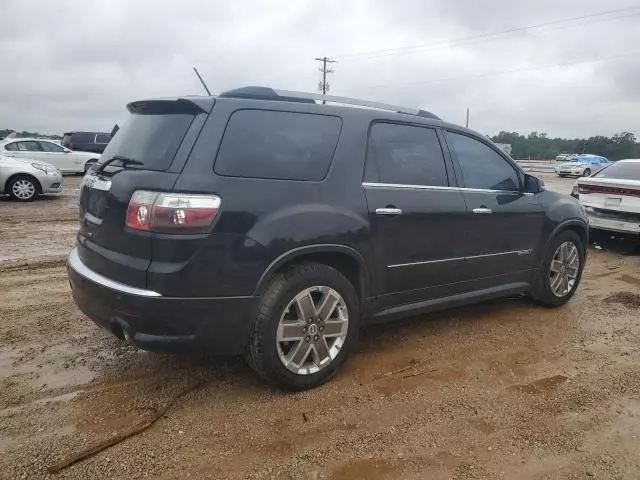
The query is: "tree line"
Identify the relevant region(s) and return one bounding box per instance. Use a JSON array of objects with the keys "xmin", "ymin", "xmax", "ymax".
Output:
[
  {"xmin": 0, "ymin": 129, "xmax": 61, "ymax": 140},
  {"xmin": 491, "ymin": 131, "xmax": 639, "ymax": 161}
]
